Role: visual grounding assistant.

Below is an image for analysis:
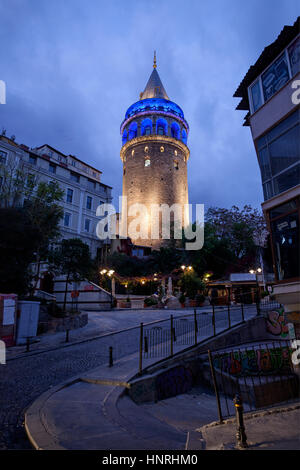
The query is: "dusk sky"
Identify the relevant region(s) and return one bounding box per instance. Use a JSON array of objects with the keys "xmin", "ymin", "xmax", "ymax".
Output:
[{"xmin": 0, "ymin": 0, "xmax": 299, "ymax": 213}]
